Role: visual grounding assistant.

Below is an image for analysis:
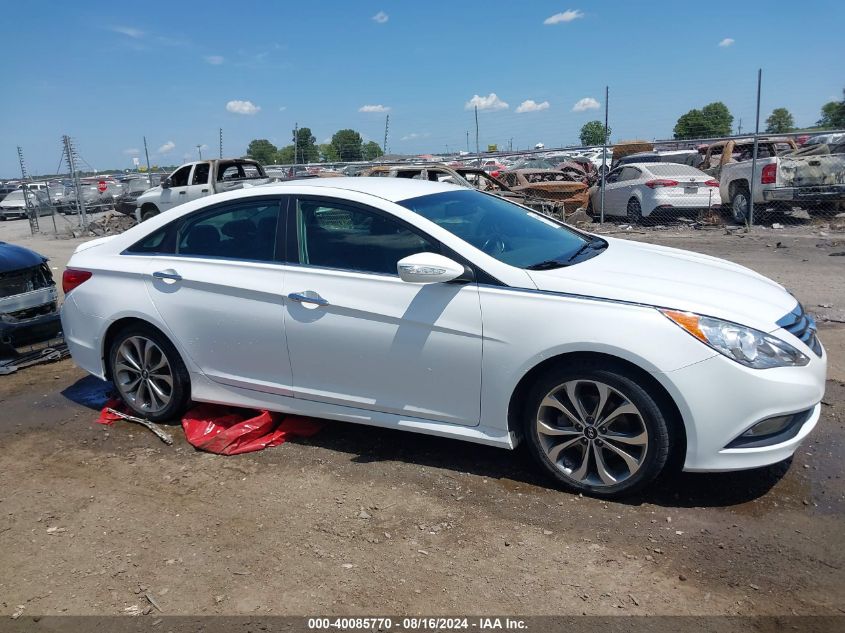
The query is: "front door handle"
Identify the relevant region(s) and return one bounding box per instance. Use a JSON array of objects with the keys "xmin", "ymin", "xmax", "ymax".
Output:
[
  {"xmin": 288, "ymin": 292, "xmax": 328, "ymax": 306},
  {"xmin": 179, "ymin": 191, "xmax": 187, "ymax": 195},
  {"xmin": 152, "ymin": 270, "xmax": 182, "ymax": 282}
]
